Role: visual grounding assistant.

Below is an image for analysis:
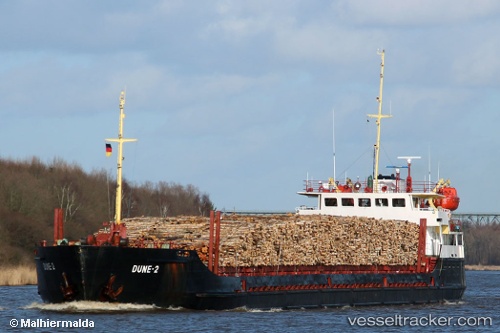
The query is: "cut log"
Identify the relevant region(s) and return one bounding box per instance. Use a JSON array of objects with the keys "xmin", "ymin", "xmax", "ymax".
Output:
[{"xmin": 121, "ymin": 214, "xmax": 419, "ymax": 268}]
